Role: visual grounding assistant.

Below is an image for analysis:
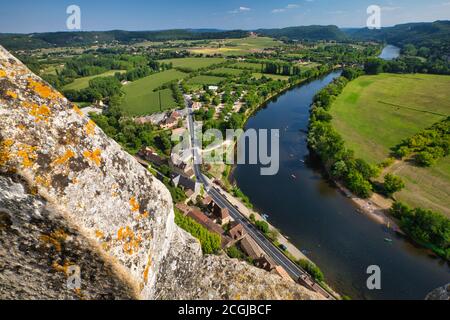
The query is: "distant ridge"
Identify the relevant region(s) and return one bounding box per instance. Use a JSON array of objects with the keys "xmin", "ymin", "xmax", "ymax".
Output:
[{"xmin": 0, "ymin": 21, "xmax": 448, "ymax": 51}]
